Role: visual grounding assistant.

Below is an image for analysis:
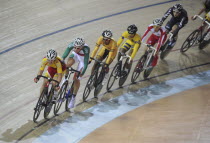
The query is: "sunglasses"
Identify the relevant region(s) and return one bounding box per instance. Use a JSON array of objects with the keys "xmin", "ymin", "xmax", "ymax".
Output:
[
  {"xmin": 103, "ymin": 38, "xmax": 111, "ymax": 41},
  {"xmin": 74, "ymin": 46, "xmax": 82, "ymax": 50}
]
